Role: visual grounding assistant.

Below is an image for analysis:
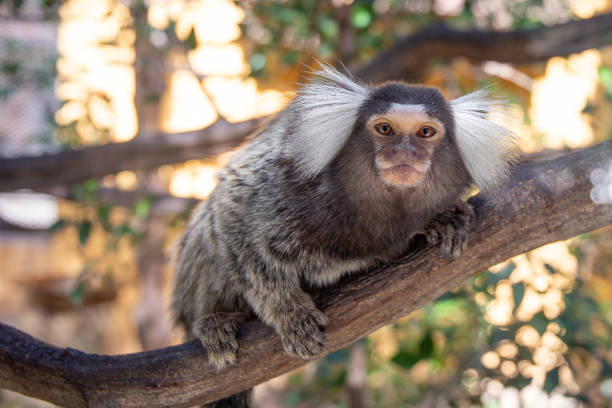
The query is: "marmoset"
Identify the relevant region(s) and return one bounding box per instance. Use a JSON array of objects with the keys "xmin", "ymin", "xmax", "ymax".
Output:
[{"xmin": 171, "ymin": 65, "xmax": 515, "ymax": 378}]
